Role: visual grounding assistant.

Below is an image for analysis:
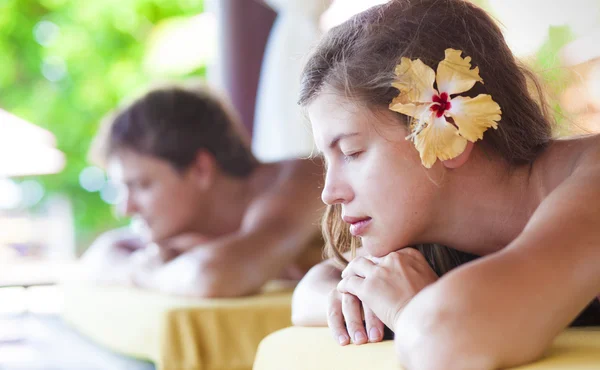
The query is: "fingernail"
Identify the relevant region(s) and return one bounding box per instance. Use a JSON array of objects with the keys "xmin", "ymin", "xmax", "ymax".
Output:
[
  {"xmin": 338, "ymin": 335, "xmax": 349, "ymax": 345},
  {"xmin": 354, "ymin": 331, "xmax": 367, "ymax": 343},
  {"xmin": 369, "ymin": 327, "xmax": 381, "ymax": 342}
]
